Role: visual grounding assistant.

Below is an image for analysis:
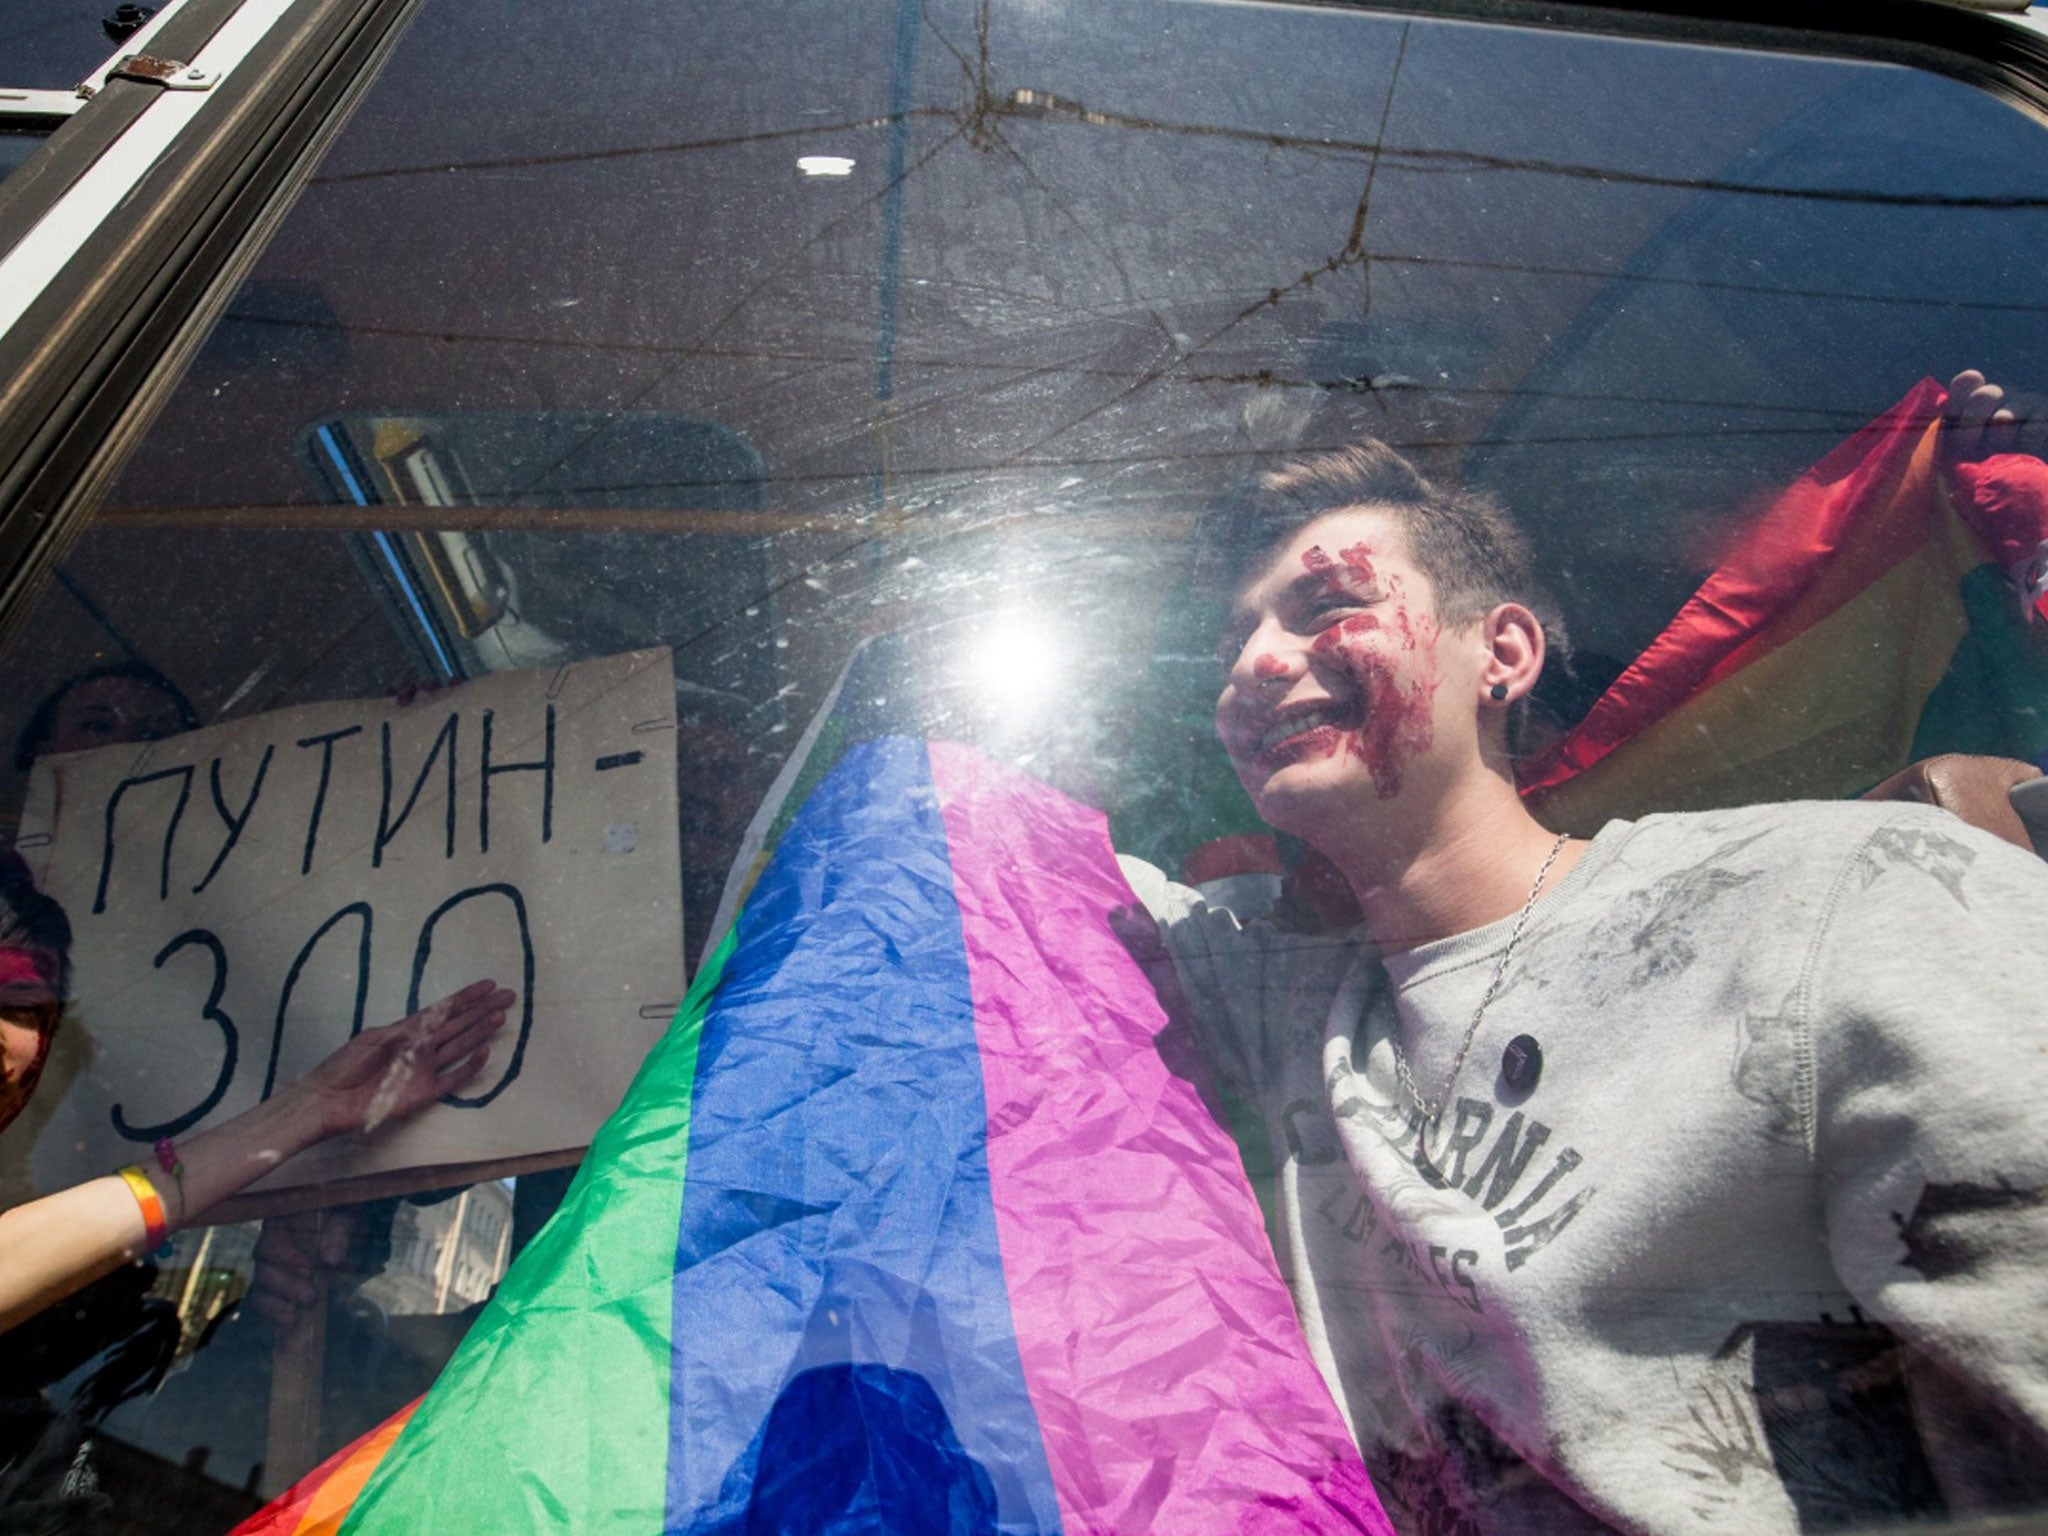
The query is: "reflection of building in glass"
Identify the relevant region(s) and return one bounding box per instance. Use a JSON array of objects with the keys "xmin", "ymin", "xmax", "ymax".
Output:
[
  {"xmin": 363, "ymin": 1182, "xmax": 514, "ymax": 1316},
  {"xmin": 153, "ymin": 1221, "xmax": 261, "ymax": 1362}
]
